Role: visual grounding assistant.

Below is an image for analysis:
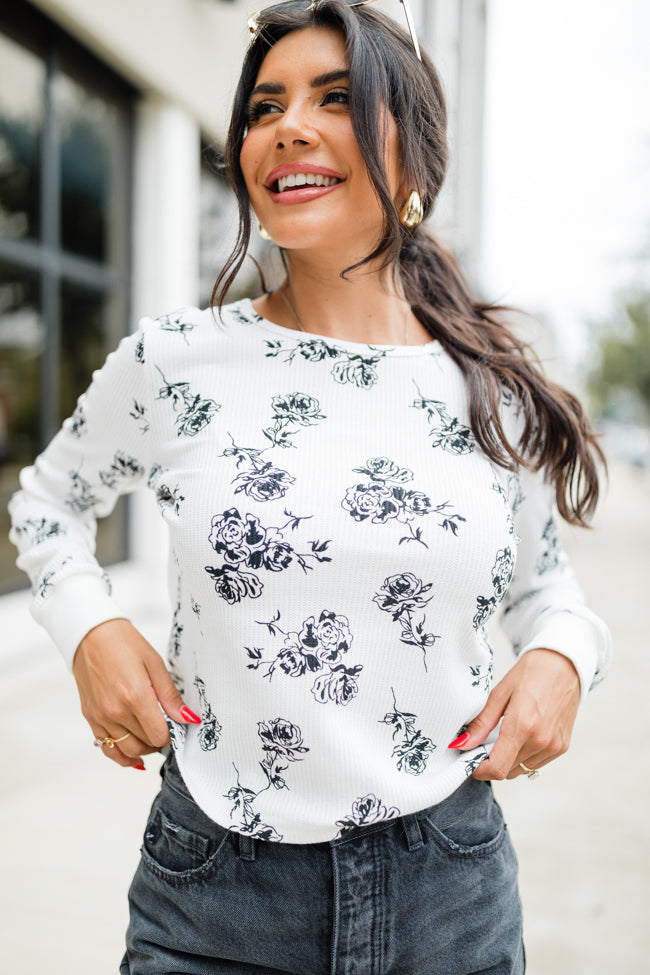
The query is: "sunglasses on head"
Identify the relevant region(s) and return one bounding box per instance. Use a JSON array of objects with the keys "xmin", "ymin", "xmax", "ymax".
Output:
[{"xmin": 248, "ymin": 0, "xmax": 422, "ymax": 62}]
